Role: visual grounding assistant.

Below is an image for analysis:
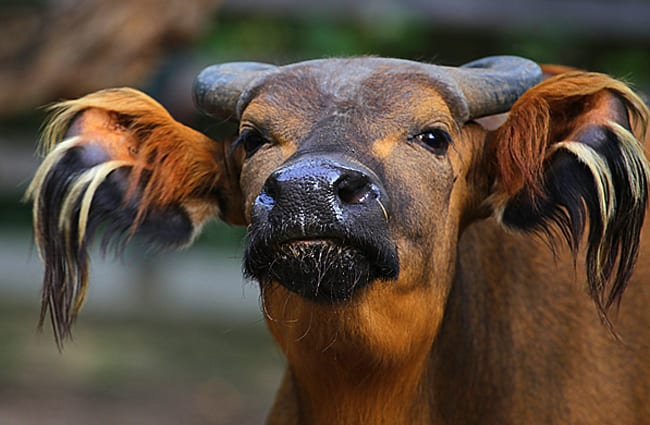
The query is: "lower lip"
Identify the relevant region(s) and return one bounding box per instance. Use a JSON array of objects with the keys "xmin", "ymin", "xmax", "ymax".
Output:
[{"xmin": 266, "ymin": 239, "xmax": 370, "ymax": 301}]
